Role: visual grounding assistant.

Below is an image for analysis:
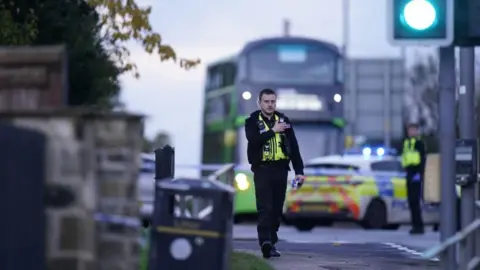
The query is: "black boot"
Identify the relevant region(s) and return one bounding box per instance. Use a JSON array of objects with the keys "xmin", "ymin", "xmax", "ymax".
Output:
[
  {"xmin": 409, "ymin": 227, "xmax": 425, "ymax": 235},
  {"xmin": 270, "ymin": 245, "xmax": 281, "ymax": 257},
  {"xmin": 261, "ymin": 241, "xmax": 273, "ymax": 259}
]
